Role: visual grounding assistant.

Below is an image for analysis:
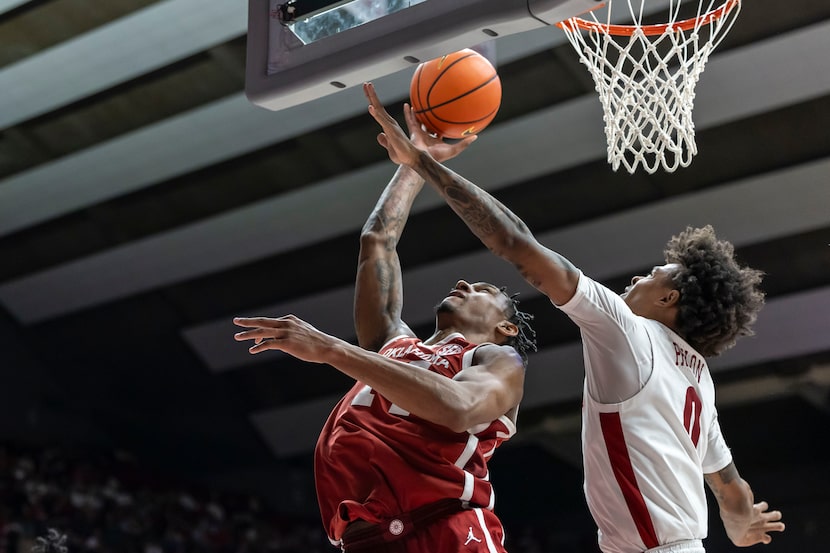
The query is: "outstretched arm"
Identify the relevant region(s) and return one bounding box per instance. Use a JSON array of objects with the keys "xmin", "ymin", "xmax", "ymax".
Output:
[
  {"xmin": 364, "ymin": 83, "xmax": 580, "ymax": 305},
  {"xmin": 234, "ymin": 315, "xmax": 524, "ymax": 432},
  {"xmin": 355, "ymin": 165, "xmax": 420, "ymax": 351},
  {"xmin": 356, "ymin": 103, "xmax": 476, "ymax": 351},
  {"xmin": 705, "ymin": 462, "xmax": 785, "ymax": 546}
]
